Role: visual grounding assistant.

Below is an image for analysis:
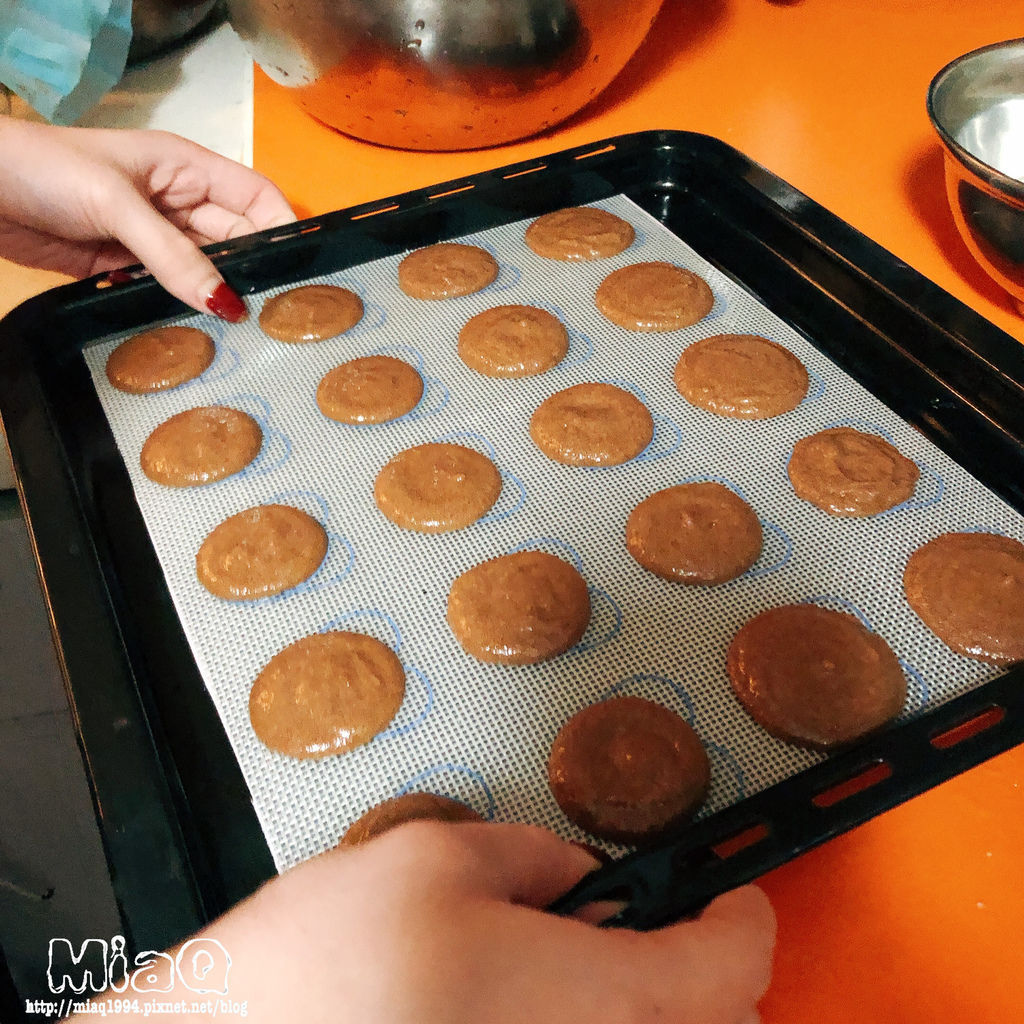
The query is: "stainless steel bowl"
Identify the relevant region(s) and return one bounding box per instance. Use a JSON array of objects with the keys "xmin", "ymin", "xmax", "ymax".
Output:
[
  {"xmin": 129, "ymin": 0, "xmax": 223, "ymax": 64},
  {"xmin": 926, "ymin": 38, "xmax": 1024, "ymax": 312},
  {"xmin": 224, "ymin": 0, "xmax": 664, "ymax": 150}
]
